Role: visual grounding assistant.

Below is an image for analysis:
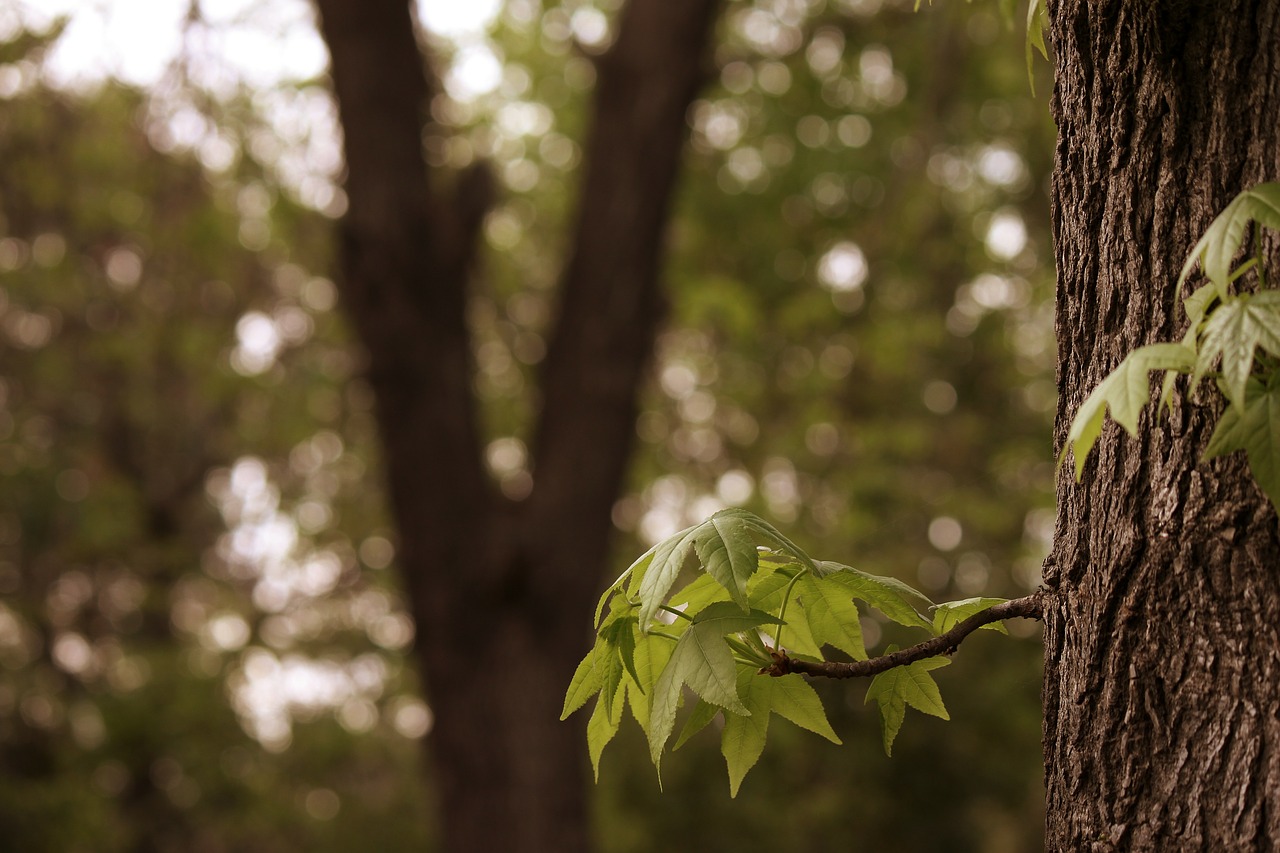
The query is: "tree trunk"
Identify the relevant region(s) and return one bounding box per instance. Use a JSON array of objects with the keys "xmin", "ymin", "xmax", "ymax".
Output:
[
  {"xmin": 1045, "ymin": 2, "xmax": 1280, "ymax": 849},
  {"xmin": 311, "ymin": 0, "xmax": 719, "ymax": 850}
]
